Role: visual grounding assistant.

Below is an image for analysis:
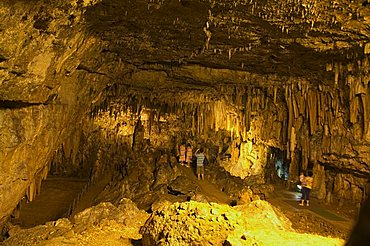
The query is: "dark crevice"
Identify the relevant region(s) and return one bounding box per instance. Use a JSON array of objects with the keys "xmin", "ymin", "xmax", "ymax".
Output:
[
  {"xmin": 321, "ymin": 161, "xmax": 370, "ymax": 179},
  {"xmin": 76, "ymin": 64, "xmax": 107, "ymax": 76},
  {"xmin": 0, "ymin": 54, "xmax": 7, "ymax": 63},
  {"xmin": 9, "ymin": 70, "xmax": 25, "ymax": 76},
  {"xmin": 131, "ymin": 239, "xmax": 143, "ymax": 246},
  {"xmin": 167, "ymin": 186, "xmax": 185, "ymax": 196},
  {"xmin": 0, "ymin": 100, "xmax": 46, "ymax": 109}
]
